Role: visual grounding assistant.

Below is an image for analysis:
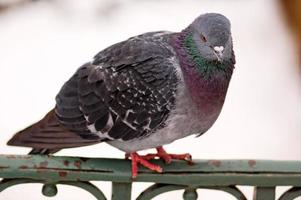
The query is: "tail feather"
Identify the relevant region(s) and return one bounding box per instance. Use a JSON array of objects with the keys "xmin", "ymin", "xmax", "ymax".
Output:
[
  {"xmin": 7, "ymin": 109, "xmax": 101, "ymax": 150},
  {"xmin": 28, "ymin": 148, "xmax": 59, "ymax": 155}
]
